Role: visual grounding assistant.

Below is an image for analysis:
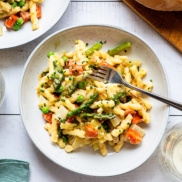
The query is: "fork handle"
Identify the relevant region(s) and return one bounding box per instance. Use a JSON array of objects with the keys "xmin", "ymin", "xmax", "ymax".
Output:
[{"xmin": 124, "ymin": 82, "xmax": 182, "ymax": 111}]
